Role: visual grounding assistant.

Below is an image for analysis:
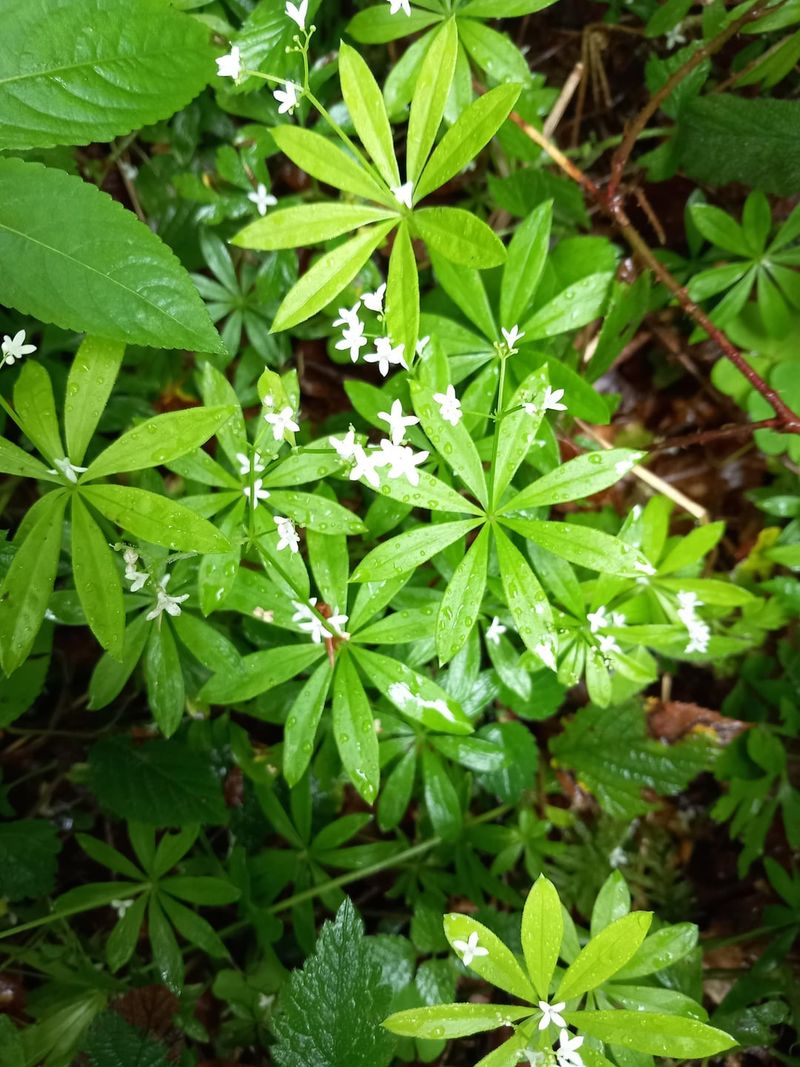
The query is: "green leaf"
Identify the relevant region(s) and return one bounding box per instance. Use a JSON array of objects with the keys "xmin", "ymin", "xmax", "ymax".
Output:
[
  {"xmin": 272, "ymin": 222, "xmax": 395, "ymax": 332},
  {"xmin": 522, "ymin": 272, "xmax": 613, "ymax": 340},
  {"xmin": 384, "ymin": 1003, "xmax": 533, "ymax": 1039},
  {"xmin": 65, "ymin": 337, "xmax": 125, "ymax": 464},
  {"xmin": 84, "ymin": 406, "xmax": 233, "ymax": 480},
  {"xmin": 658, "ymin": 522, "xmax": 724, "ymax": 574},
  {"xmin": 13, "ymin": 361, "xmax": 63, "ymax": 463},
  {"xmin": 411, "ymin": 381, "xmax": 487, "ymax": 505},
  {"xmin": 0, "ymin": 0, "xmax": 214, "ymax": 150},
  {"xmin": 492, "ymin": 367, "xmax": 548, "ymax": 504},
  {"xmin": 494, "ymin": 525, "xmax": 554, "ymax": 656},
  {"xmin": 0, "ymin": 1017, "xmax": 24, "ymax": 1067},
  {"xmin": 271, "ymin": 126, "xmax": 391, "ymax": 203},
  {"xmin": 689, "ymin": 203, "xmax": 752, "ymax": 257},
  {"xmin": 107, "ymin": 895, "xmax": 148, "ymax": 972},
  {"xmin": 272, "ymin": 898, "xmax": 396, "ymax": 1067},
  {"xmin": 0, "ymin": 819, "xmax": 61, "ymax": 900},
  {"xmin": 88, "ymin": 736, "xmax": 228, "ymax": 826},
  {"xmin": 422, "ymin": 746, "xmax": 462, "ymax": 839},
  {"xmin": 233, "ymin": 204, "xmax": 393, "ymax": 250},
  {"xmin": 352, "ymin": 519, "xmax": 480, "ymax": 582},
  {"xmin": 199, "ymin": 644, "xmax": 325, "ymax": 704},
  {"xmin": 82, "ymin": 484, "xmax": 230, "ymax": 553},
  {"xmin": 339, "ymin": 42, "xmax": 400, "ymax": 187},
  {"xmin": 429, "ymin": 254, "xmax": 496, "ymax": 339},
  {"xmin": 437, "ymin": 525, "xmax": 489, "ymax": 663},
  {"xmin": 0, "ymin": 437, "xmax": 53, "ymax": 480},
  {"xmin": 461, "ymin": 0, "xmax": 556, "ymax": 13},
  {"xmin": 144, "ymin": 621, "xmax": 184, "ymax": 738},
  {"xmin": 614, "ymin": 923, "xmax": 698, "ymax": 979},
  {"xmin": 458, "ymin": 18, "xmax": 531, "ymax": 83},
  {"xmin": 414, "ymin": 207, "xmax": 506, "ymax": 268},
  {"xmin": 353, "ymin": 607, "xmax": 437, "ymax": 645},
  {"xmin": 88, "ymin": 612, "xmax": 151, "ymax": 710},
  {"xmin": 591, "ymin": 871, "xmax": 631, "ymax": 935},
  {"xmin": 444, "ymin": 913, "xmax": 536, "ymax": 1000},
  {"xmin": 556, "ymin": 912, "xmax": 652, "ymax": 1001},
  {"xmin": 356, "ymin": 464, "xmax": 481, "ymax": 515},
  {"xmin": 347, "ymin": 7, "xmax": 440, "ymax": 44},
  {"xmin": 0, "ymin": 490, "xmax": 67, "ymax": 675},
  {"xmin": 0, "ymin": 159, "xmax": 224, "ymax": 353},
  {"xmin": 268, "ymin": 489, "xmax": 366, "ymax": 534},
  {"xmin": 307, "ymin": 500, "xmax": 350, "ymax": 608},
  {"xmin": 148, "ymin": 894, "xmax": 183, "ymax": 992},
  {"xmin": 72, "ymin": 495, "xmax": 125, "ymax": 658},
  {"xmin": 503, "ymin": 519, "xmax": 650, "ymax": 577},
  {"xmin": 501, "ymin": 201, "xmax": 552, "ymax": 328},
  {"xmin": 81, "ymin": 1013, "xmax": 169, "ymax": 1067},
  {"xmin": 564, "ymin": 1011, "xmax": 736, "ymax": 1058},
  {"xmin": 284, "ymin": 660, "xmax": 334, "ymax": 787},
  {"xmin": 160, "ymin": 893, "xmax": 228, "ymax": 958},
  {"xmin": 407, "ymin": 19, "xmax": 458, "ymax": 184},
  {"xmin": 333, "ymin": 655, "xmax": 380, "ymax": 804},
  {"xmin": 417, "ymin": 83, "xmax": 522, "ymax": 201},
  {"xmin": 502, "ymin": 449, "xmax": 645, "ymax": 511},
  {"xmin": 386, "ymin": 223, "xmax": 419, "ymax": 359},
  {"xmin": 521, "ymin": 875, "xmax": 563, "ymax": 999}
]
